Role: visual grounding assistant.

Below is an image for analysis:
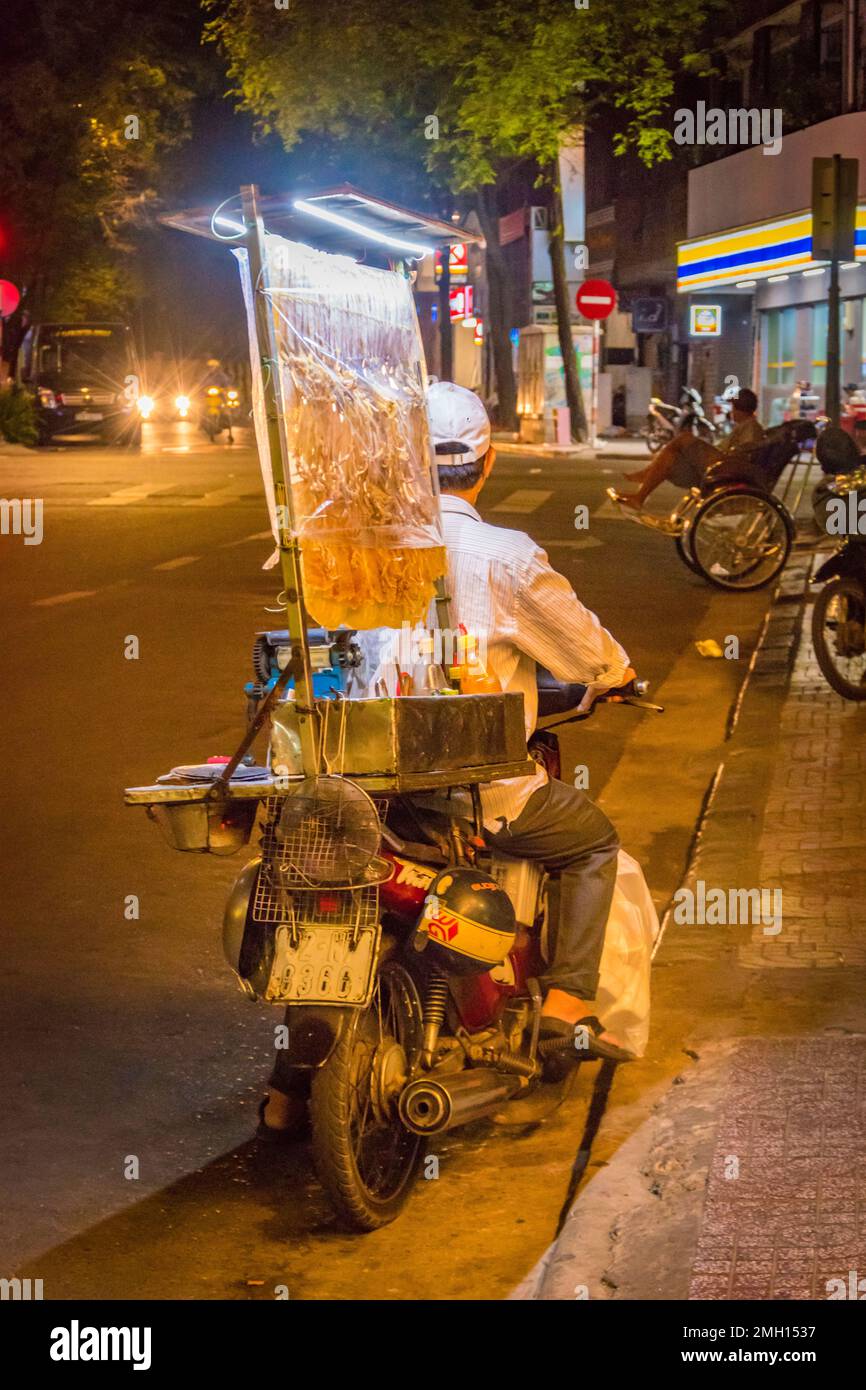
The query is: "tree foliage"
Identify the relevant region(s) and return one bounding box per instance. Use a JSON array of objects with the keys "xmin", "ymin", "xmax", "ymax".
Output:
[{"xmin": 0, "ymin": 1, "xmax": 195, "ymax": 319}]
